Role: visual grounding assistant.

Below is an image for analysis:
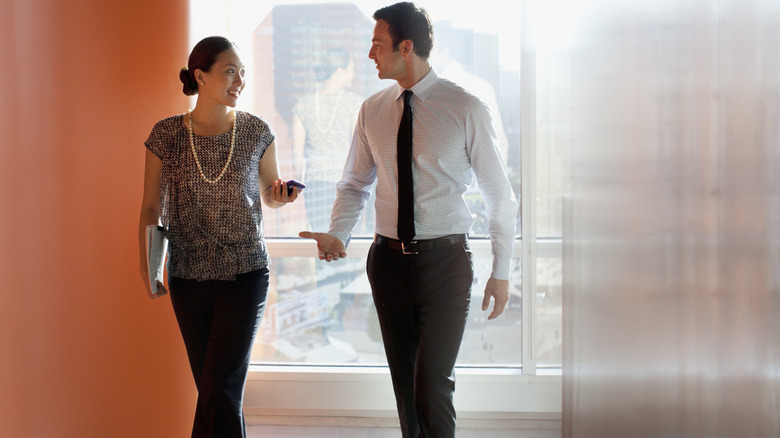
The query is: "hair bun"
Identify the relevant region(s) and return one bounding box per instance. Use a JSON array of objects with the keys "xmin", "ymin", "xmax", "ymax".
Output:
[{"xmin": 179, "ymin": 67, "xmax": 198, "ymax": 96}]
